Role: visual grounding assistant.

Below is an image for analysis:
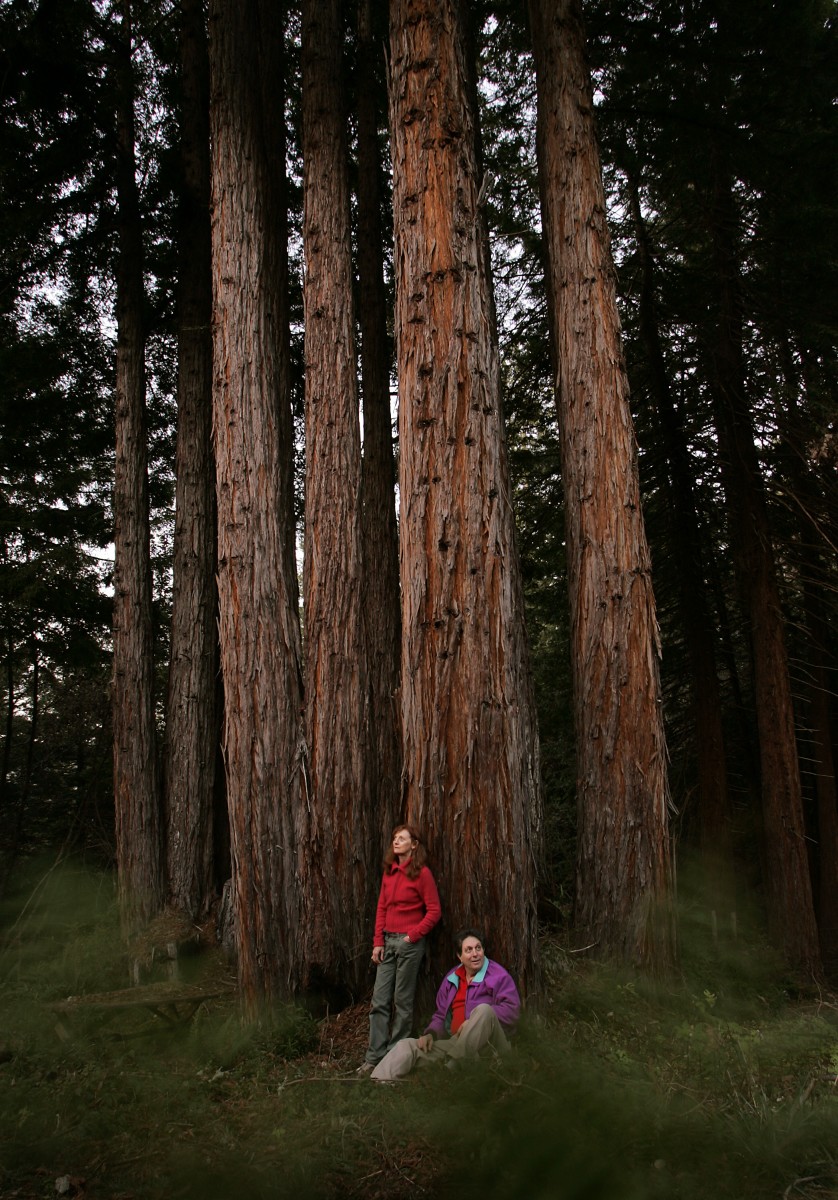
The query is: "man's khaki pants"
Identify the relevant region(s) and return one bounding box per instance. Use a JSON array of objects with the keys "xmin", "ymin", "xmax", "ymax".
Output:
[{"xmin": 370, "ymin": 1003, "xmax": 510, "ymax": 1081}]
